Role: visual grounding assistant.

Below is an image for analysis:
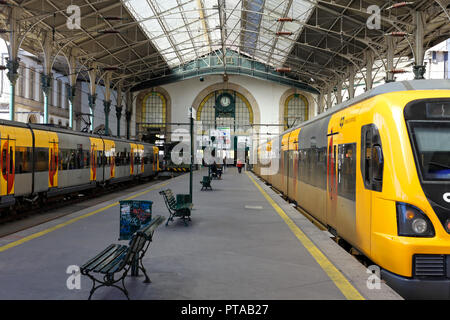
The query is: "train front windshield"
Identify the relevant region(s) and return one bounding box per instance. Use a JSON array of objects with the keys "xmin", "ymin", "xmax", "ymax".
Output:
[{"xmin": 409, "ymin": 122, "xmax": 450, "ymax": 181}]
